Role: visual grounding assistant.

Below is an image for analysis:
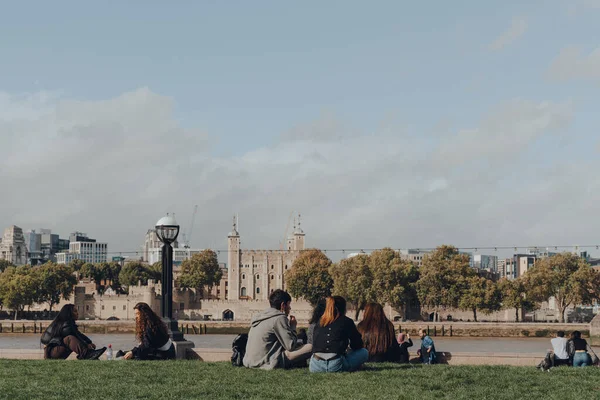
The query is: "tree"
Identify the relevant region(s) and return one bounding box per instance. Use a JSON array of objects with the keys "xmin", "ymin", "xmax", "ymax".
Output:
[
  {"xmin": 36, "ymin": 262, "xmax": 77, "ymax": 312},
  {"xmin": 330, "ymin": 254, "xmax": 375, "ymax": 320},
  {"xmin": 0, "ymin": 266, "xmax": 39, "ymax": 320},
  {"xmin": 524, "ymin": 253, "xmax": 600, "ymax": 323},
  {"xmin": 69, "ymin": 259, "xmax": 85, "ymax": 272},
  {"xmin": 459, "ymin": 276, "xmax": 502, "ymax": 322},
  {"xmin": 286, "ymin": 249, "xmax": 333, "ymax": 306},
  {"xmin": 0, "ymin": 259, "xmax": 14, "ymax": 273},
  {"xmin": 106, "ymin": 262, "xmax": 123, "ymax": 292},
  {"xmin": 177, "ymin": 250, "xmax": 222, "ymax": 295},
  {"xmin": 417, "ymin": 245, "xmax": 475, "ymax": 320},
  {"xmin": 149, "ymin": 261, "xmax": 162, "ymax": 278},
  {"xmin": 498, "ymin": 277, "xmax": 535, "ymax": 322},
  {"xmin": 80, "ymin": 263, "xmax": 96, "ymax": 279},
  {"xmin": 370, "ymin": 248, "xmax": 419, "ymax": 319},
  {"xmin": 118, "ymin": 261, "xmax": 161, "ymax": 290}
]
